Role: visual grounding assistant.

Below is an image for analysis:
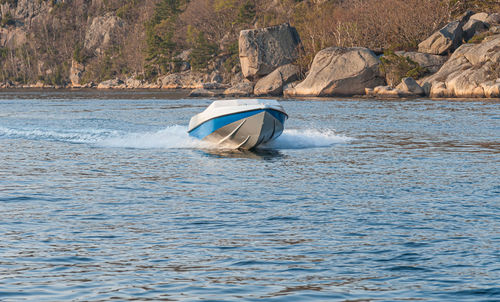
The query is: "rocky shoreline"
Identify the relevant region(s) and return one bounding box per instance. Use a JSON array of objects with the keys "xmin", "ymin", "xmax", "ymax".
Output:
[{"xmin": 3, "ymin": 12, "xmax": 500, "ymax": 99}]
